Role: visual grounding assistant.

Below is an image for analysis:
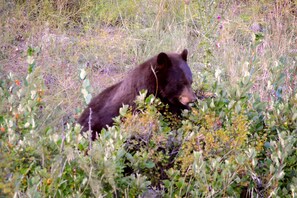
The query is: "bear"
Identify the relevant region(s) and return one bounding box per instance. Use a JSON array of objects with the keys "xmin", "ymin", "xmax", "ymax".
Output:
[{"xmin": 78, "ymin": 49, "xmax": 196, "ymax": 140}]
